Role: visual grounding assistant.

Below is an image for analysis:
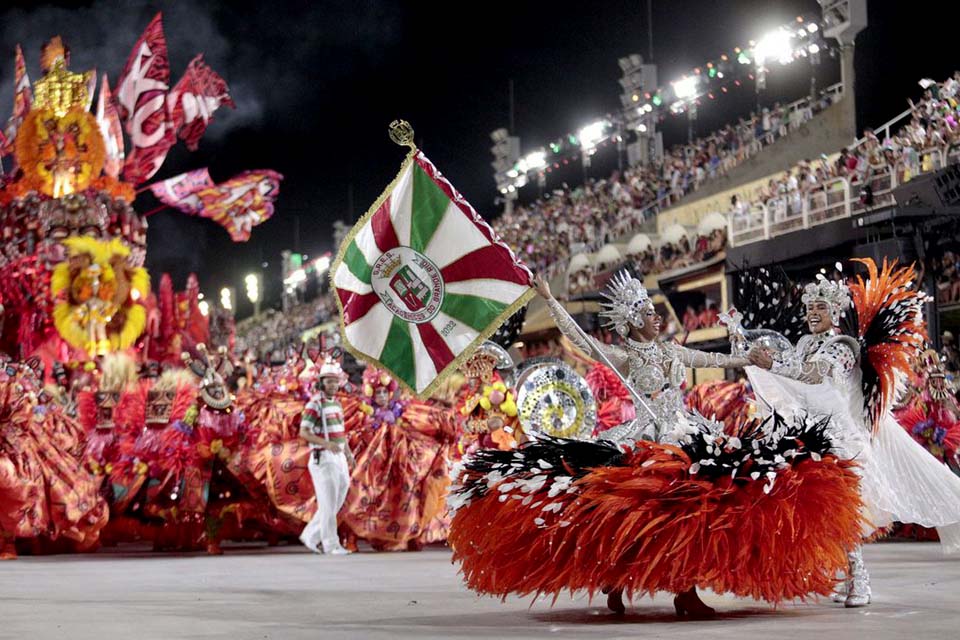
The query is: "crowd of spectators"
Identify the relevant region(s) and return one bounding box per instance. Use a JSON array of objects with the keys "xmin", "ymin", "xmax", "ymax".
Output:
[
  {"xmin": 493, "ymin": 89, "xmax": 840, "ymax": 278},
  {"xmin": 732, "ymin": 74, "xmax": 960, "ymax": 232},
  {"xmin": 568, "ymin": 227, "xmax": 727, "ymax": 296},
  {"xmin": 234, "ymin": 88, "xmax": 852, "ymax": 358},
  {"xmin": 235, "ymin": 295, "xmax": 334, "ymax": 363}
]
